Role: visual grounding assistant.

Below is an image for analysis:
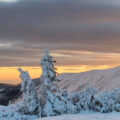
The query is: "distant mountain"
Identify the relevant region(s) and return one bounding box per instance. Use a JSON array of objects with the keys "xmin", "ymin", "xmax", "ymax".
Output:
[
  {"xmin": 57, "ymin": 66, "xmax": 120, "ymax": 93},
  {"xmin": 1, "ymin": 66, "xmax": 120, "ymax": 105},
  {"xmin": 0, "ymin": 83, "xmax": 21, "ymax": 106},
  {"xmin": 0, "ymin": 78, "xmax": 40, "ymax": 106}
]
